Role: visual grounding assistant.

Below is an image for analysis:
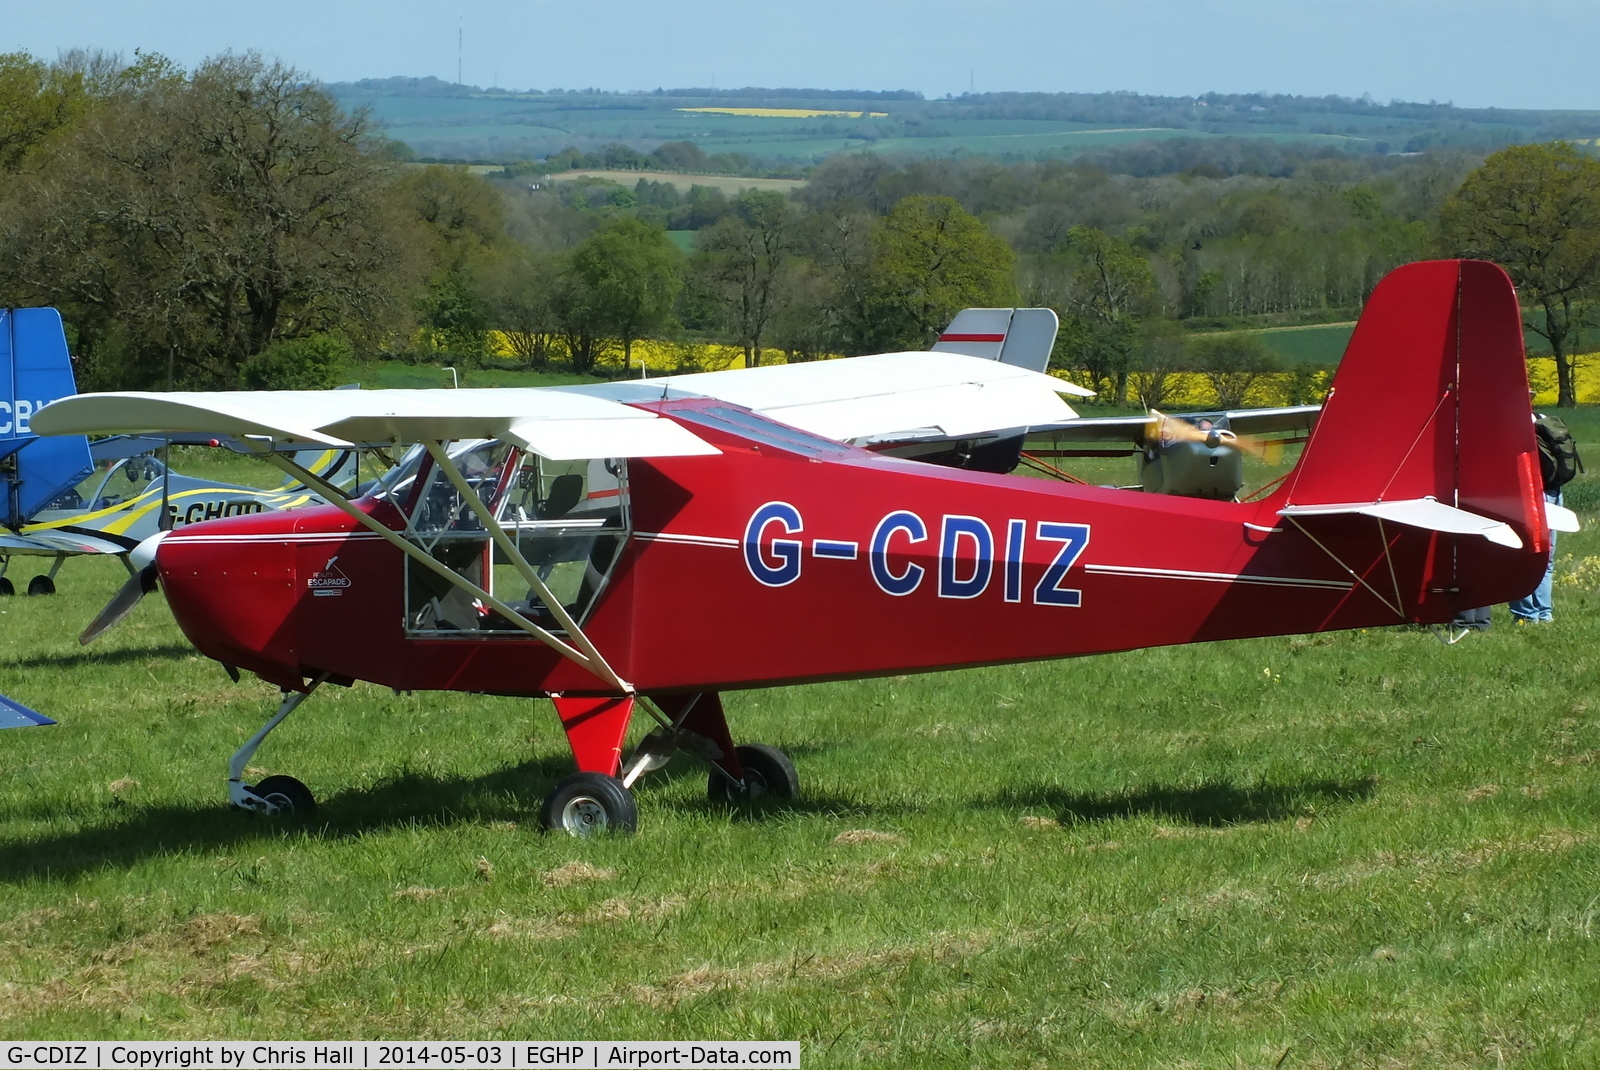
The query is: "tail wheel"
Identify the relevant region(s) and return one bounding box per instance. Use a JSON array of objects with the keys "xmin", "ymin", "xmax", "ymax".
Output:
[
  {"xmin": 250, "ymin": 774, "xmax": 315, "ymax": 815},
  {"xmin": 709, "ymin": 744, "xmax": 799, "ymax": 805},
  {"xmin": 26, "ymin": 576, "xmax": 55, "ymax": 596},
  {"xmin": 541, "ymin": 772, "xmax": 637, "ymax": 836}
]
